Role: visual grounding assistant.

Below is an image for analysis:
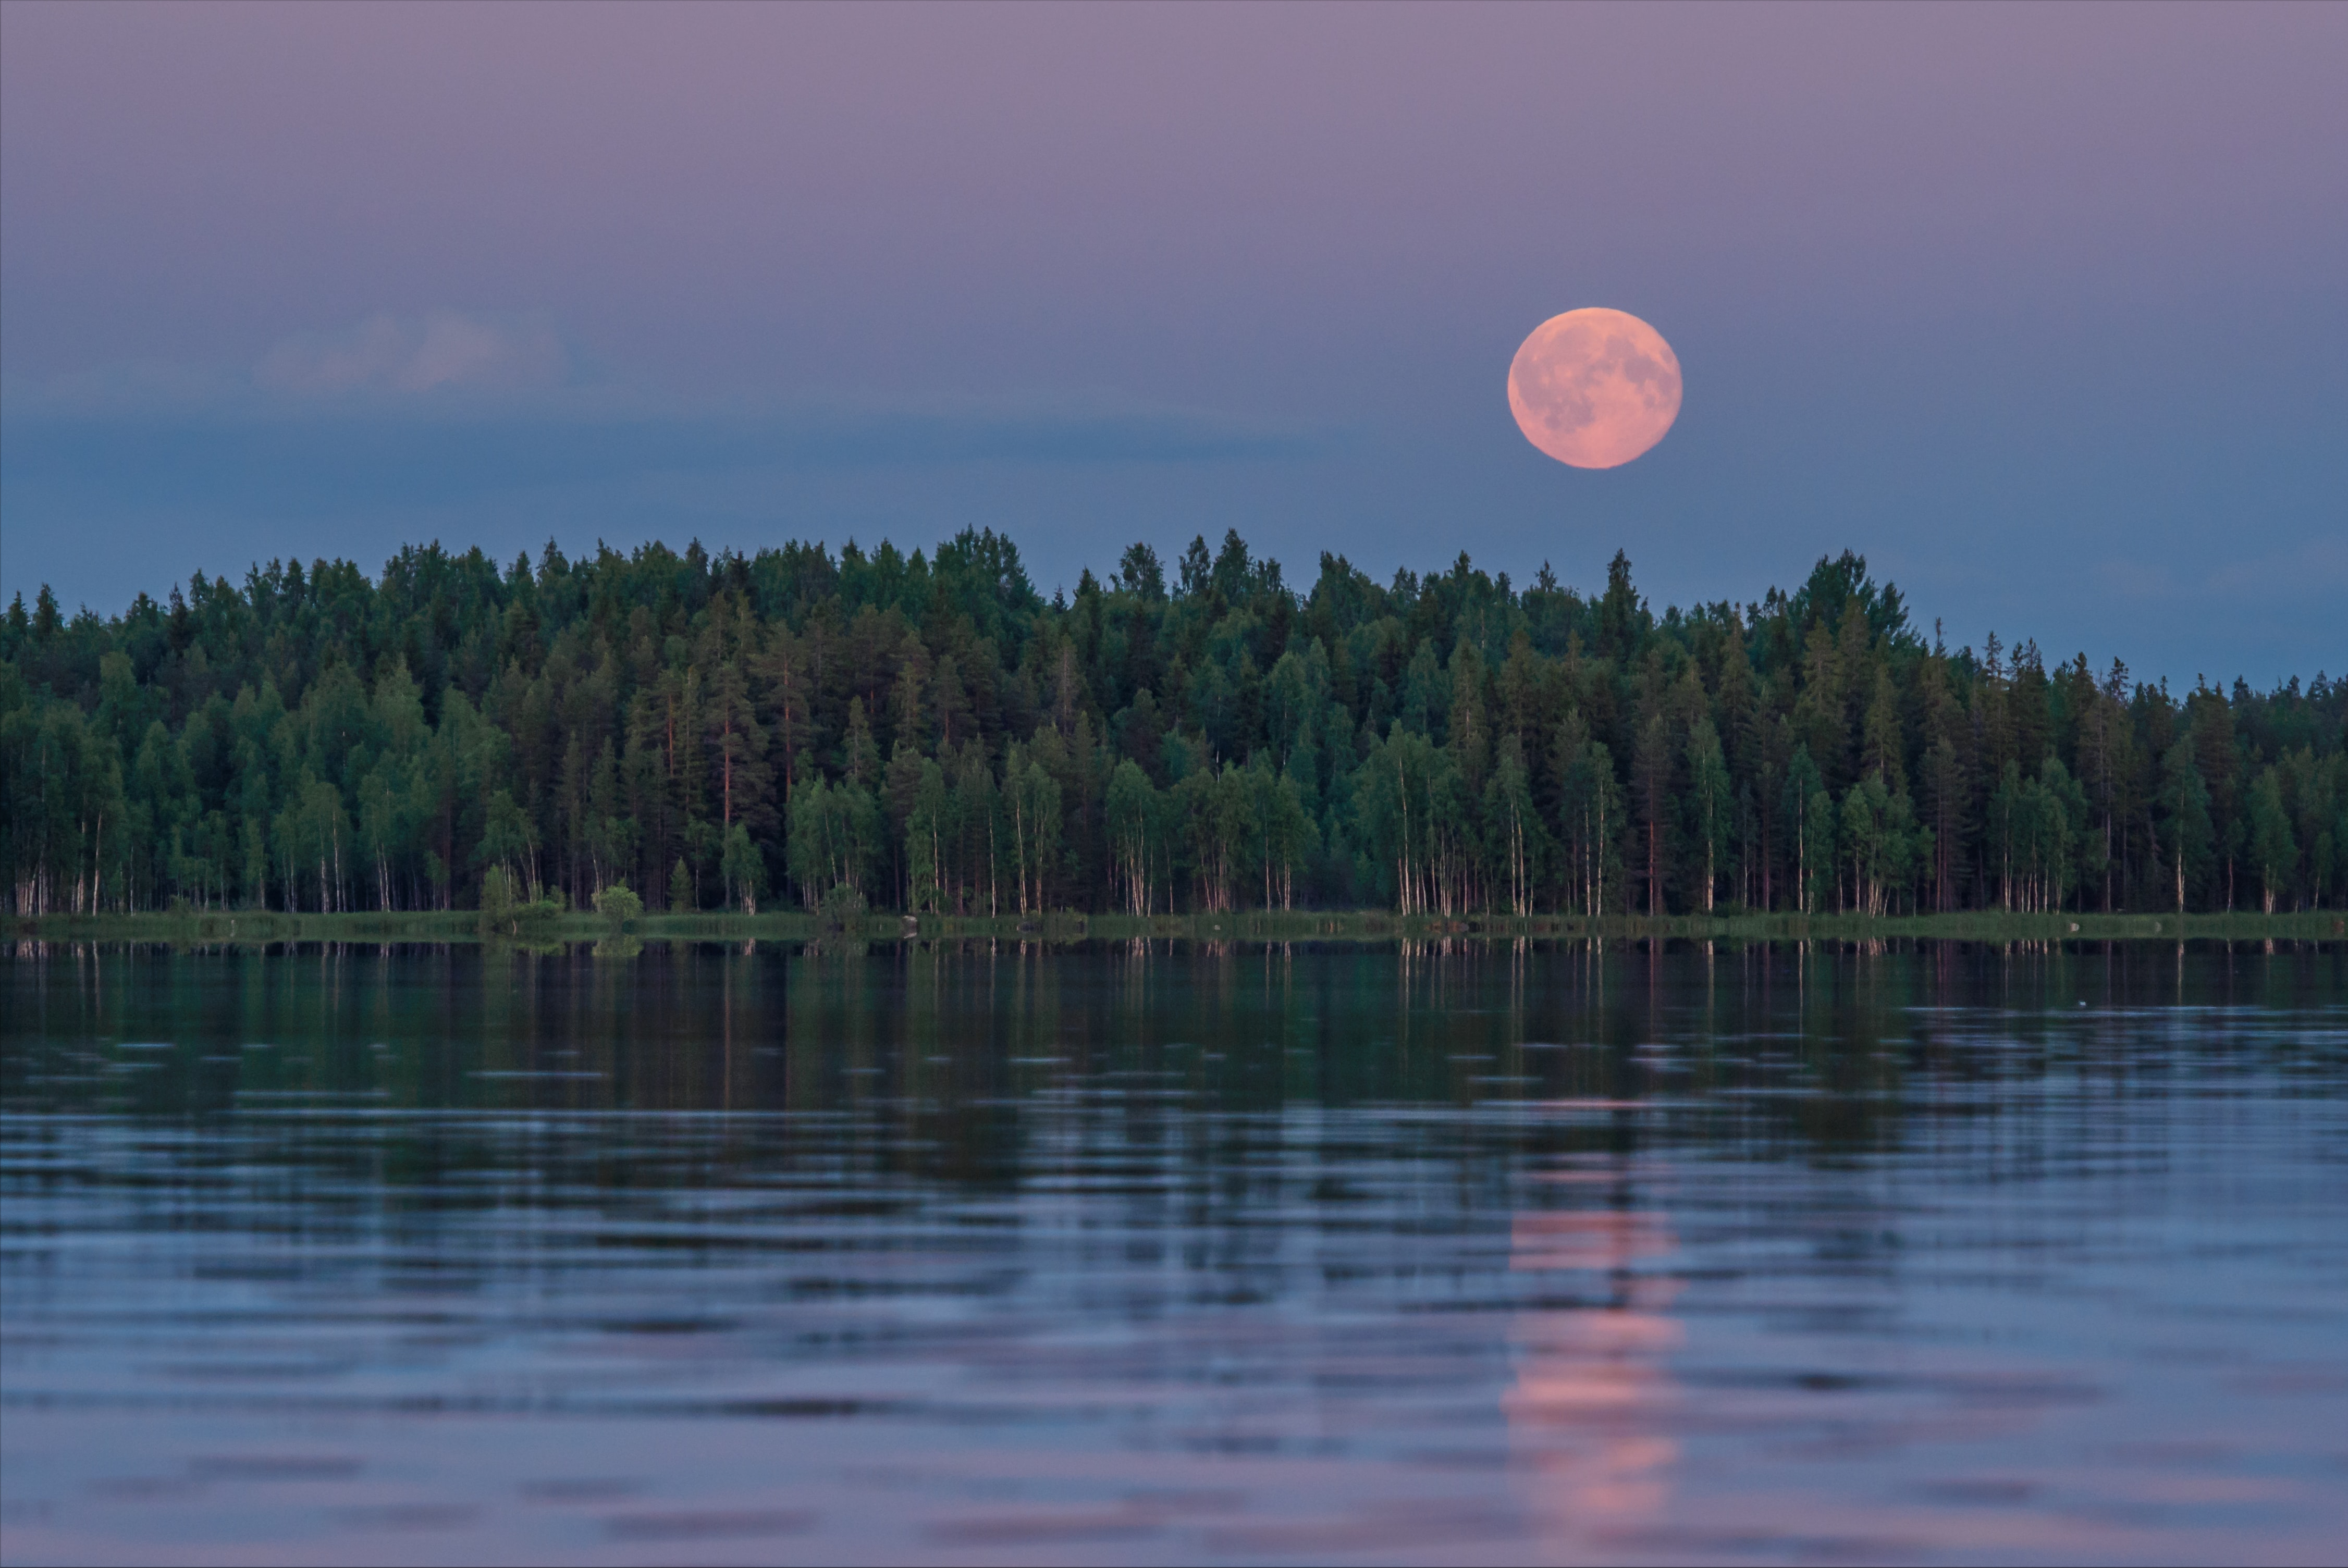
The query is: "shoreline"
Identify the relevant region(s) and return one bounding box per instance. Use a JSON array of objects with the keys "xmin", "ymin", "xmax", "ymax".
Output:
[{"xmin": 9, "ymin": 908, "xmax": 2344, "ymax": 947}]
